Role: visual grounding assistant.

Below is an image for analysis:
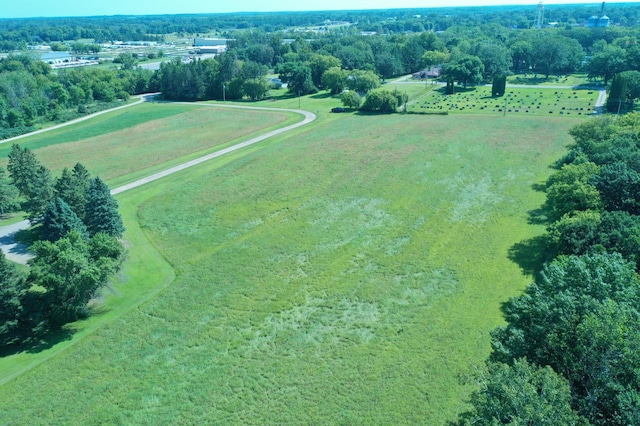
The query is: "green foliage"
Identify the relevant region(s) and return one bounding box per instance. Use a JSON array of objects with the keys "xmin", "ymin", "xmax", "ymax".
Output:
[
  {"xmin": 55, "ymin": 163, "xmax": 90, "ymax": 221},
  {"xmin": 0, "ymin": 167, "xmax": 19, "ymax": 216},
  {"xmin": 607, "ymin": 73, "xmax": 628, "ymax": 113},
  {"xmin": 545, "ymin": 162, "xmax": 602, "ymax": 219},
  {"xmin": 42, "ymin": 198, "xmax": 87, "ymax": 242},
  {"xmin": 85, "ymin": 177, "xmax": 125, "ymax": 238},
  {"xmin": 340, "ymin": 91, "xmax": 361, "ymax": 110},
  {"xmin": 321, "ymin": 67, "xmax": 347, "ymax": 95},
  {"xmin": 491, "ymin": 75, "xmax": 506, "ymax": 97},
  {"xmin": 29, "ymin": 231, "xmax": 123, "ymax": 328},
  {"xmin": 0, "ymin": 250, "xmax": 29, "ymax": 346},
  {"xmin": 455, "ymin": 360, "xmax": 584, "ymax": 426},
  {"xmin": 445, "ymin": 55, "xmax": 485, "ymax": 88},
  {"xmin": 345, "ymin": 69, "xmax": 380, "ymax": 95},
  {"xmin": 491, "ymin": 252, "xmax": 640, "ymax": 425},
  {"xmin": 360, "ymin": 90, "xmax": 398, "ymax": 113},
  {"xmin": 242, "ymin": 78, "xmax": 269, "ymax": 101}
]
